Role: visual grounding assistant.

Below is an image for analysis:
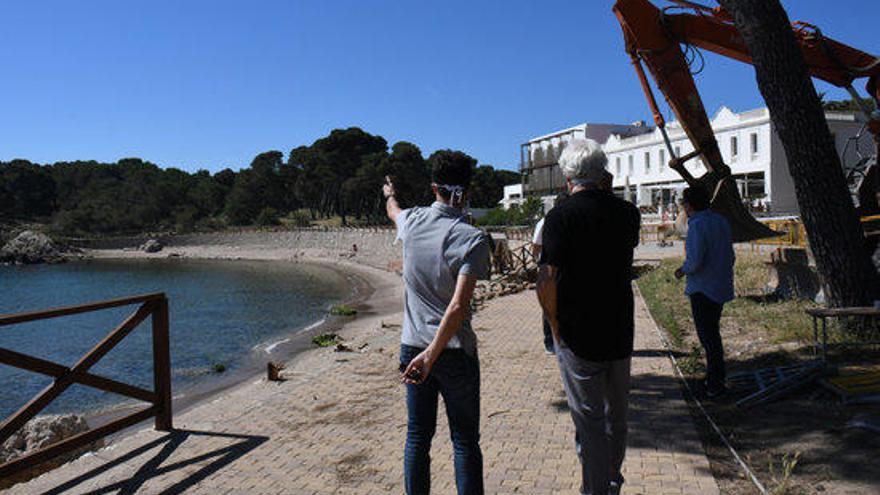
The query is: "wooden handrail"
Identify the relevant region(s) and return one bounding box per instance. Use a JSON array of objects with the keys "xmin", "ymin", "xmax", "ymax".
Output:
[
  {"xmin": 0, "ymin": 349, "xmax": 156, "ymax": 403},
  {"xmin": 0, "ymin": 292, "xmax": 166, "ymax": 327},
  {"xmin": 0, "ymin": 294, "xmax": 173, "ymax": 479}
]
